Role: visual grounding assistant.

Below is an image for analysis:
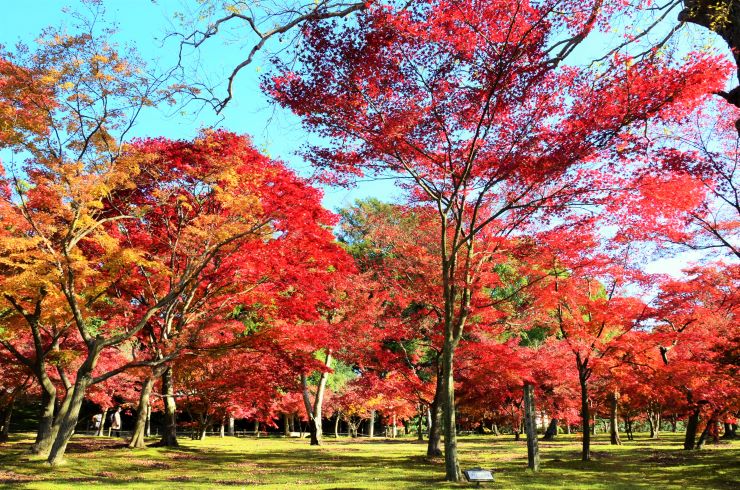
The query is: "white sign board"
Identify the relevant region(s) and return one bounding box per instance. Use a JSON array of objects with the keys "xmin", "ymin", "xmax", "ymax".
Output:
[{"xmin": 465, "ymin": 470, "xmax": 494, "ymax": 481}]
